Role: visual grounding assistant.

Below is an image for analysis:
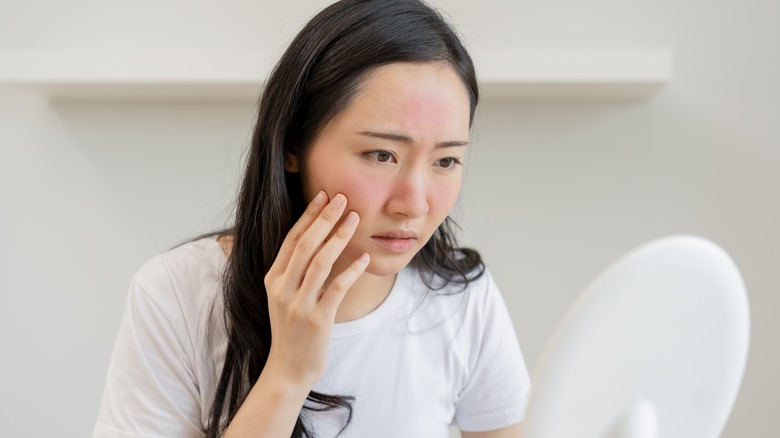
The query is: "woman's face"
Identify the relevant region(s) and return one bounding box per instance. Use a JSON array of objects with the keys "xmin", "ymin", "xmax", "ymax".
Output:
[{"xmin": 295, "ymin": 62, "xmax": 471, "ymax": 277}]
